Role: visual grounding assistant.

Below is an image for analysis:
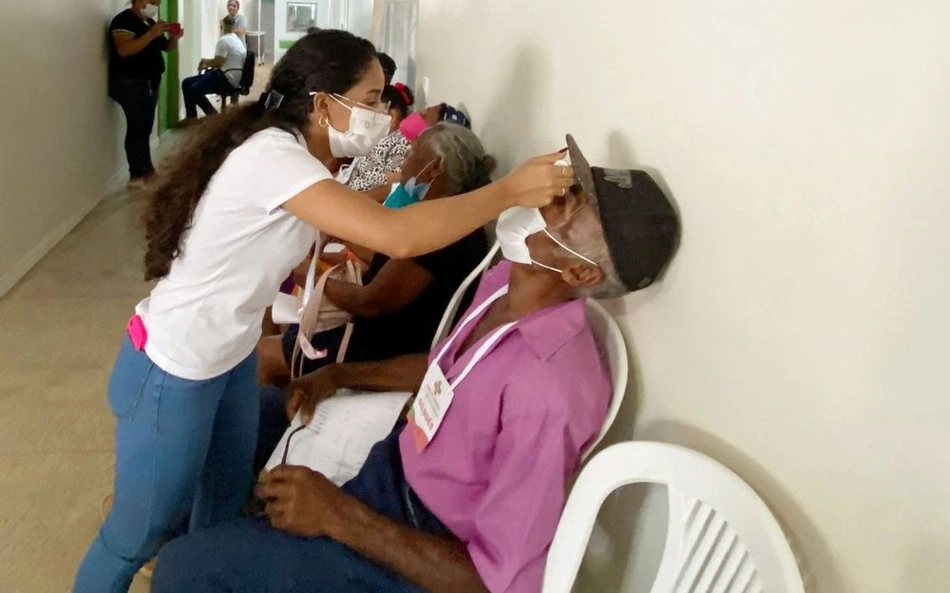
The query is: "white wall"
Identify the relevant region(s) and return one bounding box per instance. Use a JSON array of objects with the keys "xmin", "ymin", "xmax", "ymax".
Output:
[
  {"xmin": 261, "ymin": 0, "xmax": 277, "ymax": 56},
  {"xmin": 416, "ymin": 1, "xmax": 950, "ymax": 592},
  {"xmin": 0, "ymin": 0, "xmax": 128, "ymax": 296},
  {"xmin": 345, "ymin": 0, "xmax": 374, "ymax": 39}
]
